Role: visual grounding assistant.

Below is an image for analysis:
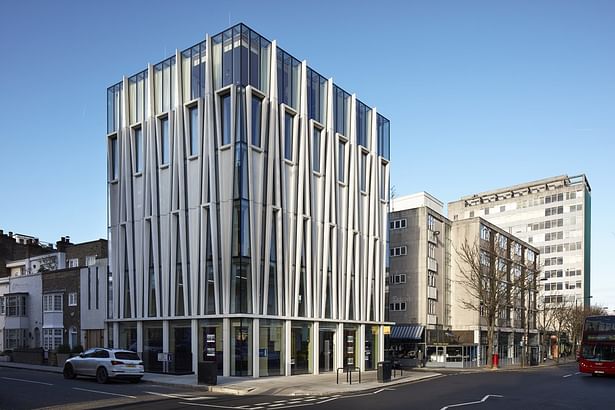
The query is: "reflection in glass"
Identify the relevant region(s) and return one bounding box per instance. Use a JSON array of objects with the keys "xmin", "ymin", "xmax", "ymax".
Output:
[
  {"xmin": 231, "ymin": 318, "xmax": 252, "ymax": 376},
  {"xmin": 189, "ymin": 106, "xmax": 198, "ymax": 156},
  {"xmin": 221, "ymin": 94, "xmax": 231, "ymax": 145},
  {"xmin": 337, "ymin": 140, "xmax": 346, "ymax": 183},
  {"xmin": 284, "ymin": 112, "xmax": 293, "ymax": 161},
  {"xmin": 312, "ymin": 128, "xmax": 321, "ymax": 173},
  {"xmin": 134, "ymin": 127, "xmax": 142, "ymax": 173},
  {"xmin": 291, "ymin": 322, "xmax": 312, "ymax": 375},
  {"xmin": 251, "ymin": 96, "xmax": 262, "ymax": 146},
  {"xmin": 143, "ymin": 322, "xmax": 163, "ymax": 372},
  {"xmin": 259, "ymin": 320, "xmax": 284, "ymax": 376}
]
